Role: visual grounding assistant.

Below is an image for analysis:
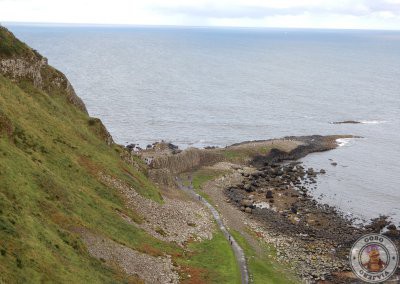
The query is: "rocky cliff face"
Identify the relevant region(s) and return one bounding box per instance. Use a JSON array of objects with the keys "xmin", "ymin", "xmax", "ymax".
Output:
[
  {"xmin": 0, "ymin": 26, "xmax": 87, "ymax": 113},
  {"xmin": 0, "ymin": 26, "xmax": 115, "ymax": 145},
  {"xmin": 150, "ymin": 148, "xmax": 222, "ymax": 175},
  {"xmin": 139, "ymin": 146, "xmax": 224, "ymax": 186}
]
